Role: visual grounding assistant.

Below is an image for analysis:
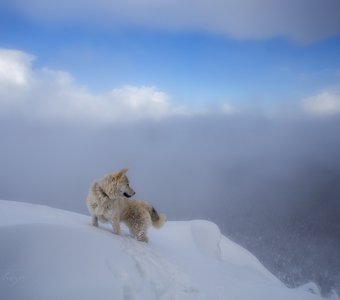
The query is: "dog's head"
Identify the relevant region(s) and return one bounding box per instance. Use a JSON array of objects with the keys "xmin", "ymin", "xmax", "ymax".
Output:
[{"xmin": 108, "ymin": 168, "xmax": 135, "ymax": 198}]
